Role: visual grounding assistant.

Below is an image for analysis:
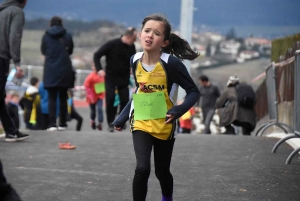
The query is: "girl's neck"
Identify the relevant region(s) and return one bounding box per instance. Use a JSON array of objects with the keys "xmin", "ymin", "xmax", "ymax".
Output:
[{"xmin": 142, "ymin": 51, "xmax": 161, "ymax": 65}]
